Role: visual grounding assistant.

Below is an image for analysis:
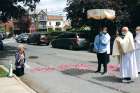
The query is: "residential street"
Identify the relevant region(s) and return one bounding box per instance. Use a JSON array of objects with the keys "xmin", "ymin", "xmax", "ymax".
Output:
[
  {"xmin": 1, "ymin": 38, "xmax": 140, "ymax": 93},
  {"xmin": 1, "ymin": 0, "xmax": 140, "ymax": 93}
]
